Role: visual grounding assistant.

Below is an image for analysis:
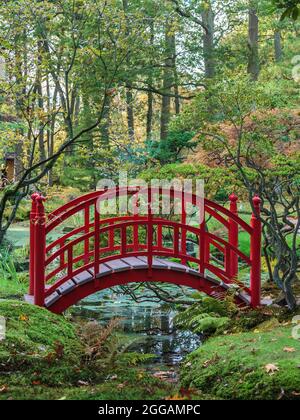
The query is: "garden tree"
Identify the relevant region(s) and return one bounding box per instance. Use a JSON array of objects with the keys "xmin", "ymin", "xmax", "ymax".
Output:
[
  {"xmin": 176, "ymin": 75, "xmax": 300, "ymax": 309},
  {"xmin": 146, "ymin": 18, "xmax": 155, "ymax": 140},
  {"xmin": 0, "ymin": 0, "xmax": 151, "ymax": 243},
  {"xmin": 258, "ymin": 0, "xmax": 289, "ymax": 63},
  {"xmin": 171, "ymin": 0, "xmax": 216, "ymax": 79},
  {"xmin": 160, "ymin": 20, "xmax": 176, "ymax": 140},
  {"xmin": 122, "ymin": 0, "xmax": 135, "ymax": 142}
]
